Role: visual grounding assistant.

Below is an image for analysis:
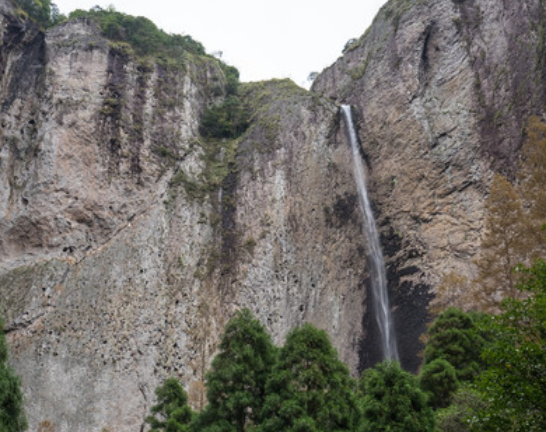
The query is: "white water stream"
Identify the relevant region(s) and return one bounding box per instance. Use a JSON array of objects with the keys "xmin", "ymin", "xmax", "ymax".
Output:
[{"xmin": 341, "ymin": 105, "xmax": 399, "ymax": 361}]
